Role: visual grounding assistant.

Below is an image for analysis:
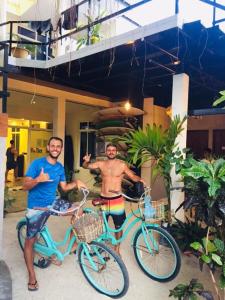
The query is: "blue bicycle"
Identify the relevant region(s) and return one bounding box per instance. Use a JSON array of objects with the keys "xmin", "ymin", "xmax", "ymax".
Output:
[
  {"xmin": 17, "ymin": 188, "xmax": 129, "ymax": 298},
  {"xmin": 92, "ymin": 187, "xmax": 181, "ymax": 282}
]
